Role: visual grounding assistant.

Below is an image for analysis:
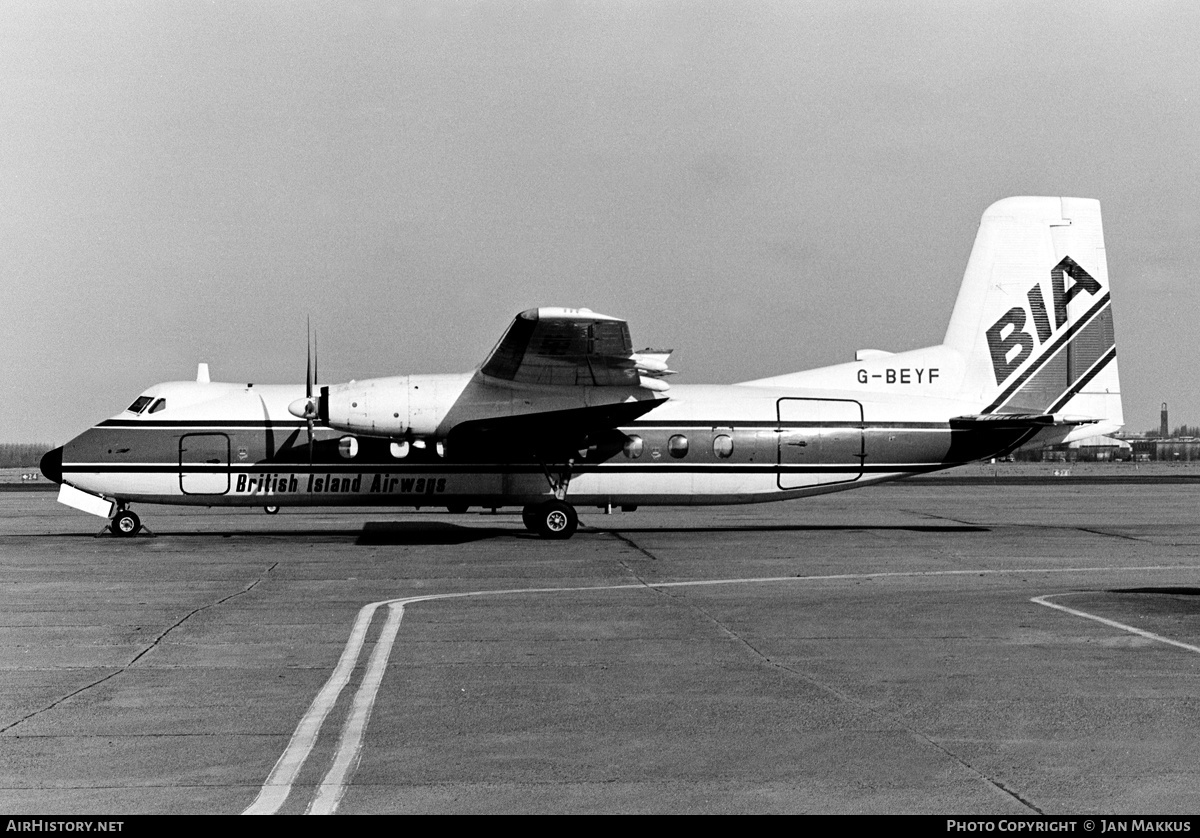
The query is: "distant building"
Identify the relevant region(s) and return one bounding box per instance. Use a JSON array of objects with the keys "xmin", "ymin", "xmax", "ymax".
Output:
[
  {"xmin": 1152, "ymin": 438, "xmax": 1200, "ymax": 461},
  {"xmin": 1115, "ymin": 433, "xmax": 1200, "ymax": 462},
  {"xmin": 1016, "ymin": 434, "xmax": 1132, "ymax": 462}
]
